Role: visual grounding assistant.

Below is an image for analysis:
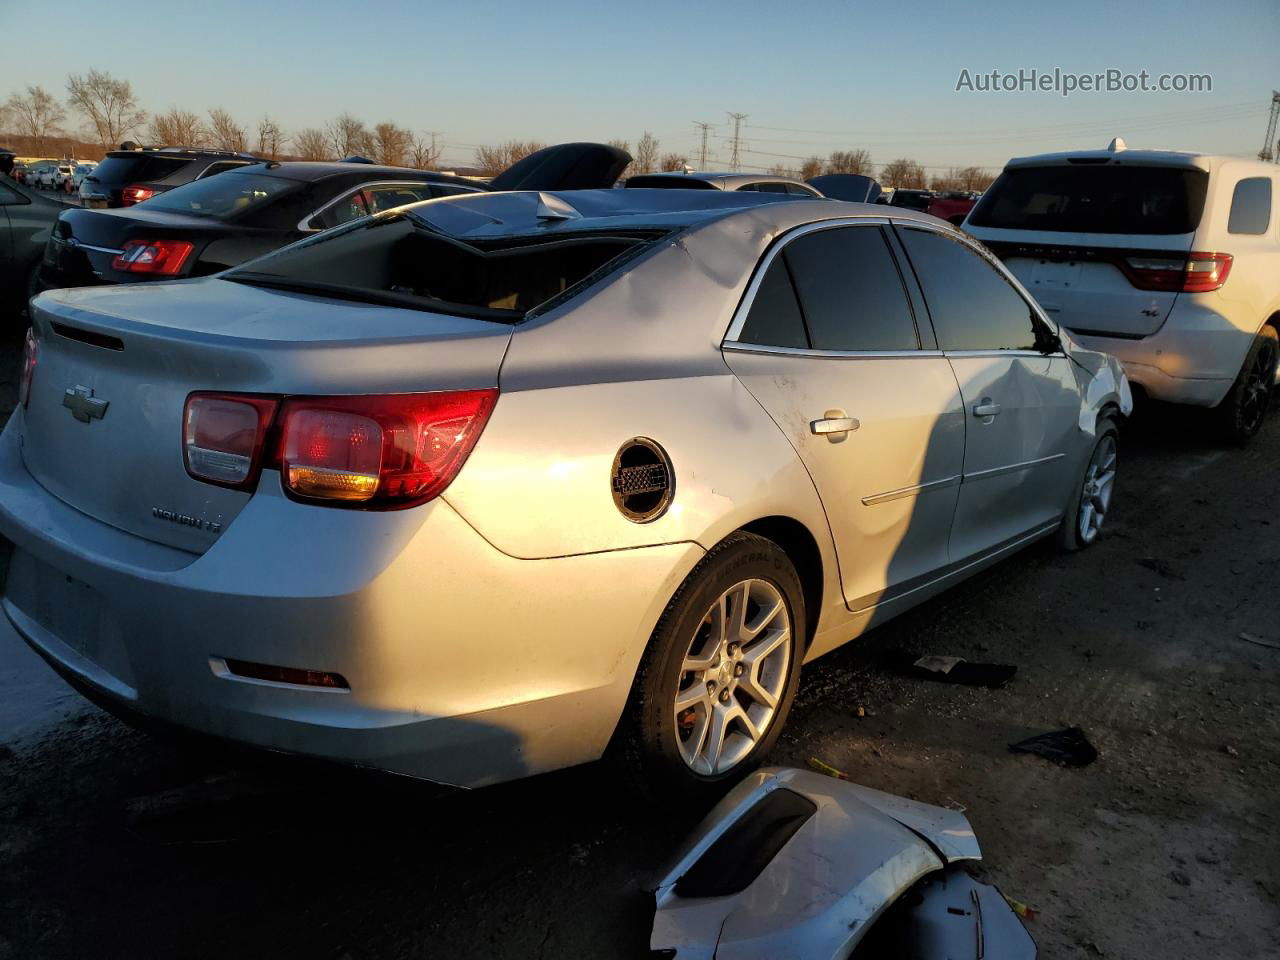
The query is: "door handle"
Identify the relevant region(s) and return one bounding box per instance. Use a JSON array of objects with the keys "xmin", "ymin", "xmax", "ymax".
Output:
[
  {"xmin": 810, "ymin": 410, "xmax": 860, "ymax": 442},
  {"xmin": 972, "ymin": 399, "xmax": 1002, "ymax": 418}
]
